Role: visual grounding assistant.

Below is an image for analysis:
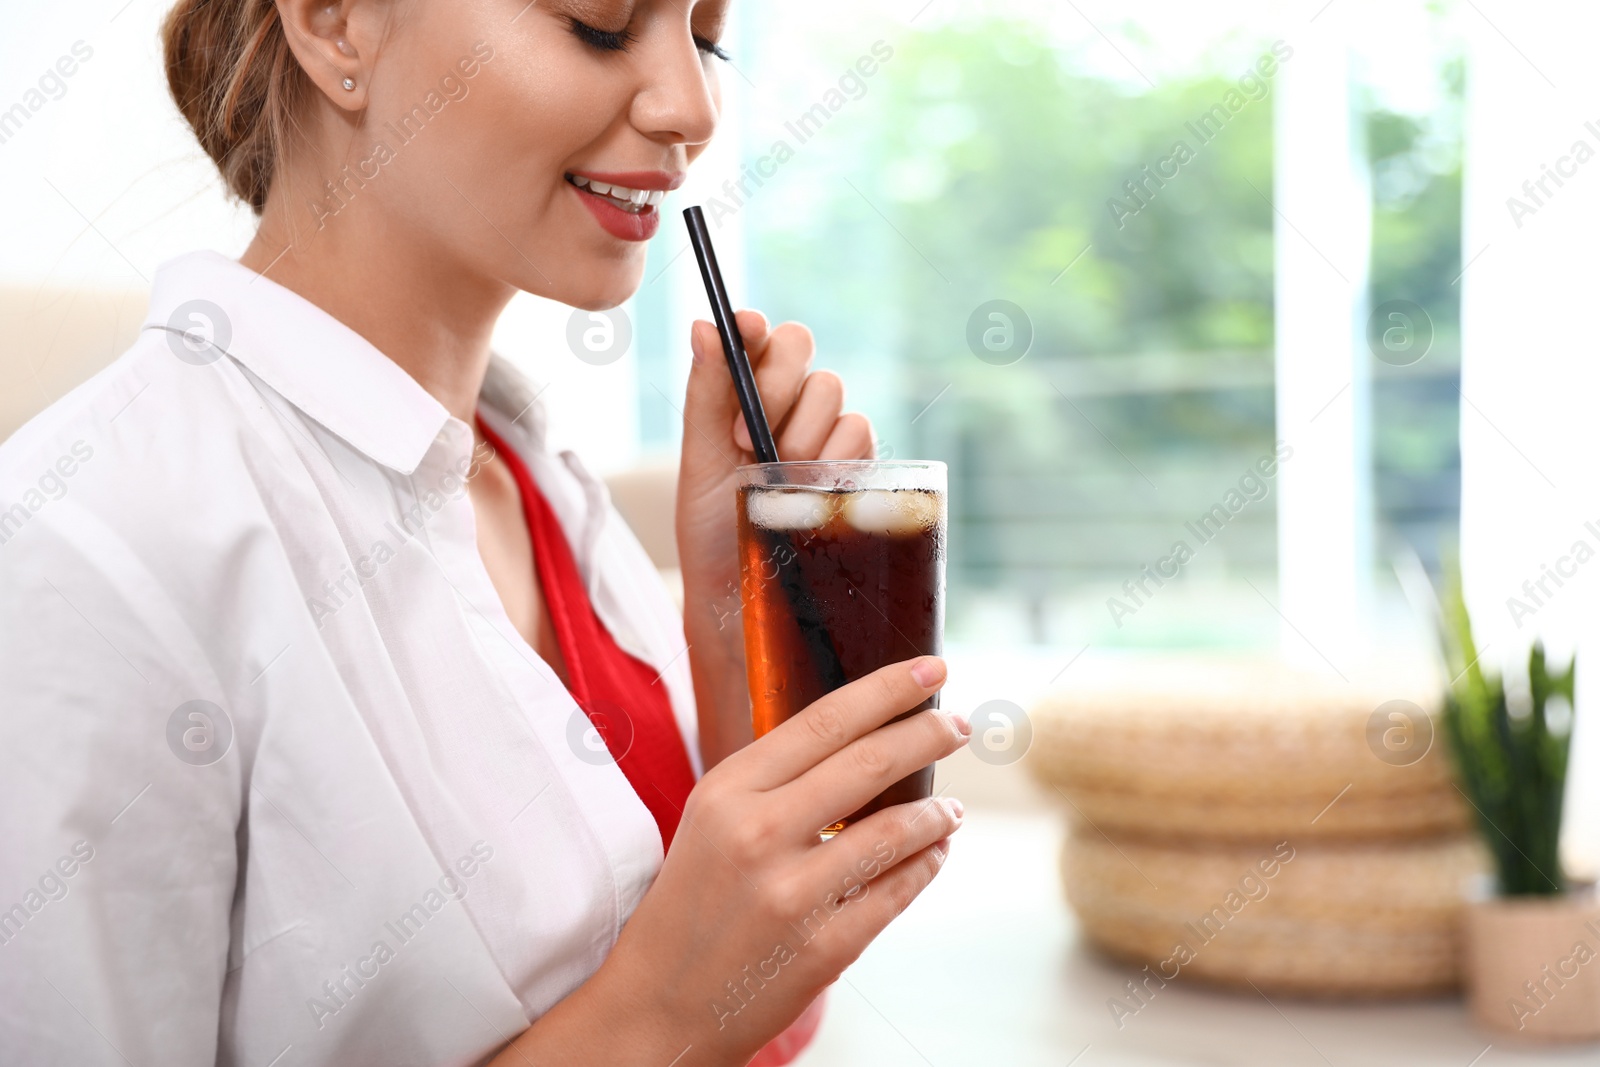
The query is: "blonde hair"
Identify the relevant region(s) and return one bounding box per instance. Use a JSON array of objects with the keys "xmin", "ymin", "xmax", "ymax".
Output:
[{"xmin": 161, "ymin": 0, "xmax": 310, "ymax": 213}]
